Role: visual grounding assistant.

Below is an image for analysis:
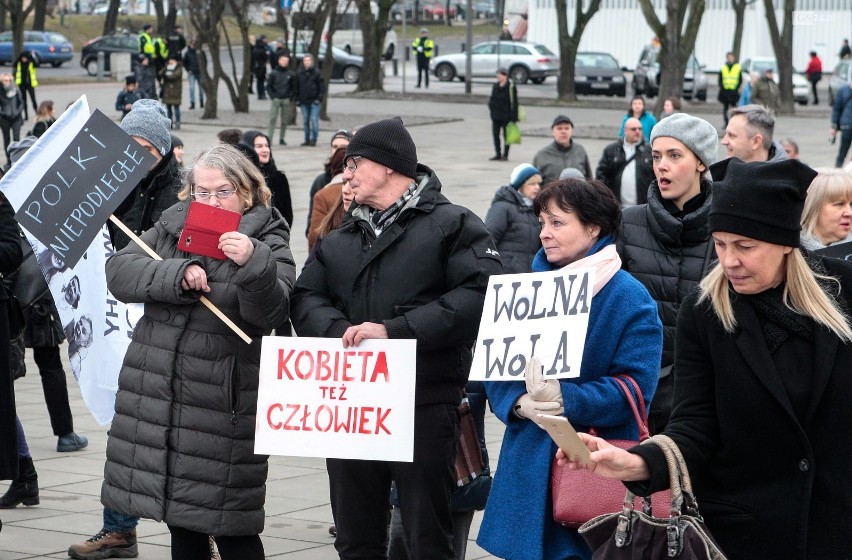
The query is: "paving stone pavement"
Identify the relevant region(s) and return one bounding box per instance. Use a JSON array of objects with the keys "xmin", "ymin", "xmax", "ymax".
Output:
[{"xmin": 0, "ymin": 70, "xmax": 839, "ymax": 559}]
